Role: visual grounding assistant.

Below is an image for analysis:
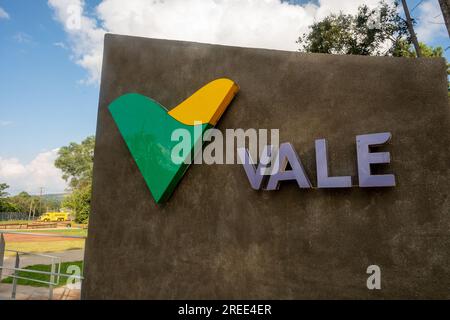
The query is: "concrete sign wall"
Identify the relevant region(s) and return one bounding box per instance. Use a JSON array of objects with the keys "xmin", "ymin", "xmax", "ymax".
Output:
[{"xmin": 83, "ymin": 34, "xmax": 450, "ymax": 299}]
